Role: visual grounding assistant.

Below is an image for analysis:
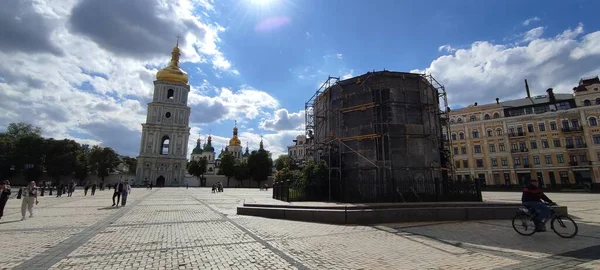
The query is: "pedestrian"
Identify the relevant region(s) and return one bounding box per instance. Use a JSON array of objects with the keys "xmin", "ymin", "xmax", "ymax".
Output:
[
  {"xmin": 112, "ymin": 180, "xmax": 124, "ymax": 207},
  {"xmin": 0, "ymin": 180, "xmax": 11, "ymax": 220},
  {"xmin": 21, "ymin": 181, "xmax": 39, "ymax": 221},
  {"xmin": 56, "ymin": 183, "xmax": 63, "ymax": 197},
  {"xmin": 67, "ymin": 180, "xmax": 75, "ymax": 197},
  {"xmin": 84, "ymin": 184, "xmax": 89, "ymax": 196},
  {"xmin": 149, "ymin": 183, "xmax": 153, "ymax": 190},
  {"xmin": 91, "ymin": 183, "xmax": 97, "ymax": 196},
  {"xmin": 121, "ymin": 181, "xmax": 131, "ymax": 206}
]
